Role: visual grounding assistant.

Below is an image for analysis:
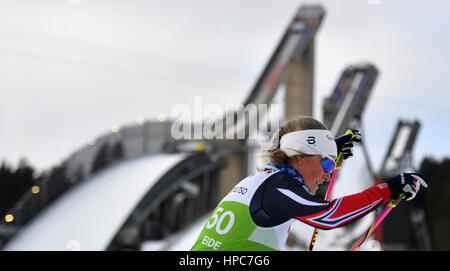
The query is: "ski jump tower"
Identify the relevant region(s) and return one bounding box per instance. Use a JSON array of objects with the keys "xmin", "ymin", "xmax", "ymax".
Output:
[{"xmin": 215, "ymin": 5, "xmax": 326, "ymax": 198}]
